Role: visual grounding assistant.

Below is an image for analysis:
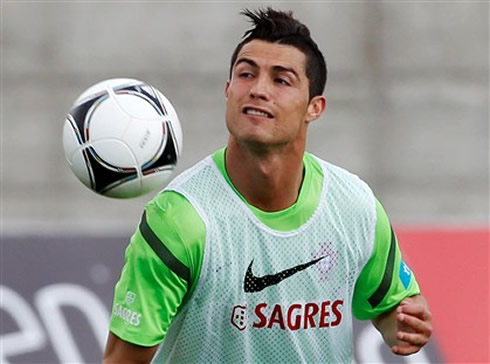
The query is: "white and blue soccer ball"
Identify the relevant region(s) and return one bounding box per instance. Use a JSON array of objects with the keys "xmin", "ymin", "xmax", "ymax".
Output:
[{"xmin": 63, "ymin": 78, "xmax": 183, "ymax": 198}]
